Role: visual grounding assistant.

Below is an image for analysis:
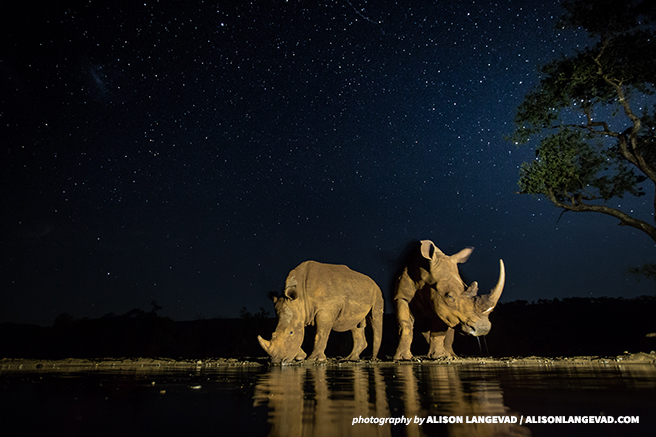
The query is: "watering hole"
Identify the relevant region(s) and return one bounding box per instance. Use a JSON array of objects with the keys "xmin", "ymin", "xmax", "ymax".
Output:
[{"xmin": 1, "ymin": 358, "xmax": 655, "ymax": 436}]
